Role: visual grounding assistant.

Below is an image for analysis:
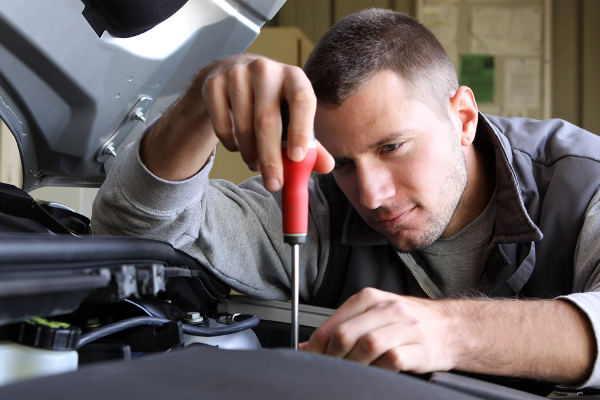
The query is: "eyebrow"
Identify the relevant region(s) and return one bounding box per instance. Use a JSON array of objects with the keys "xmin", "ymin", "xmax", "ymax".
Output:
[
  {"xmin": 369, "ymin": 132, "xmax": 409, "ymax": 149},
  {"xmin": 332, "ymin": 132, "xmax": 409, "ymax": 165}
]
